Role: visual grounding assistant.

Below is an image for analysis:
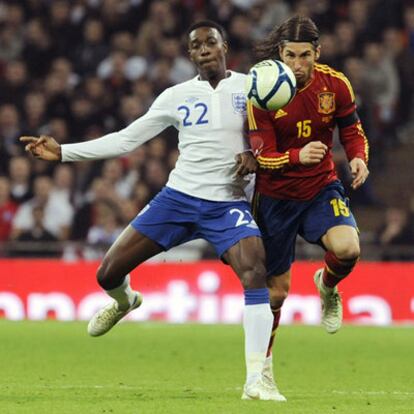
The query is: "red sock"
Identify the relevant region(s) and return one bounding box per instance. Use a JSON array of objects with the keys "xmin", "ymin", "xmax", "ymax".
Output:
[
  {"xmin": 323, "ymin": 251, "xmax": 358, "ymax": 288},
  {"xmin": 266, "ymin": 307, "xmax": 281, "ymax": 357}
]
